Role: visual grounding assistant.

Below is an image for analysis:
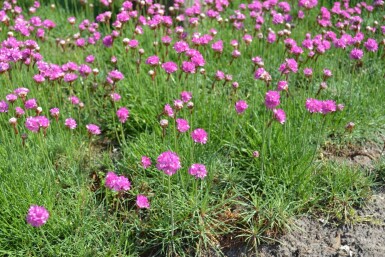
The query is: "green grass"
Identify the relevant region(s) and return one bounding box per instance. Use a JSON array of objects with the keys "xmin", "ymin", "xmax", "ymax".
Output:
[{"xmin": 0, "ymin": 0, "xmax": 384, "ymax": 256}]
